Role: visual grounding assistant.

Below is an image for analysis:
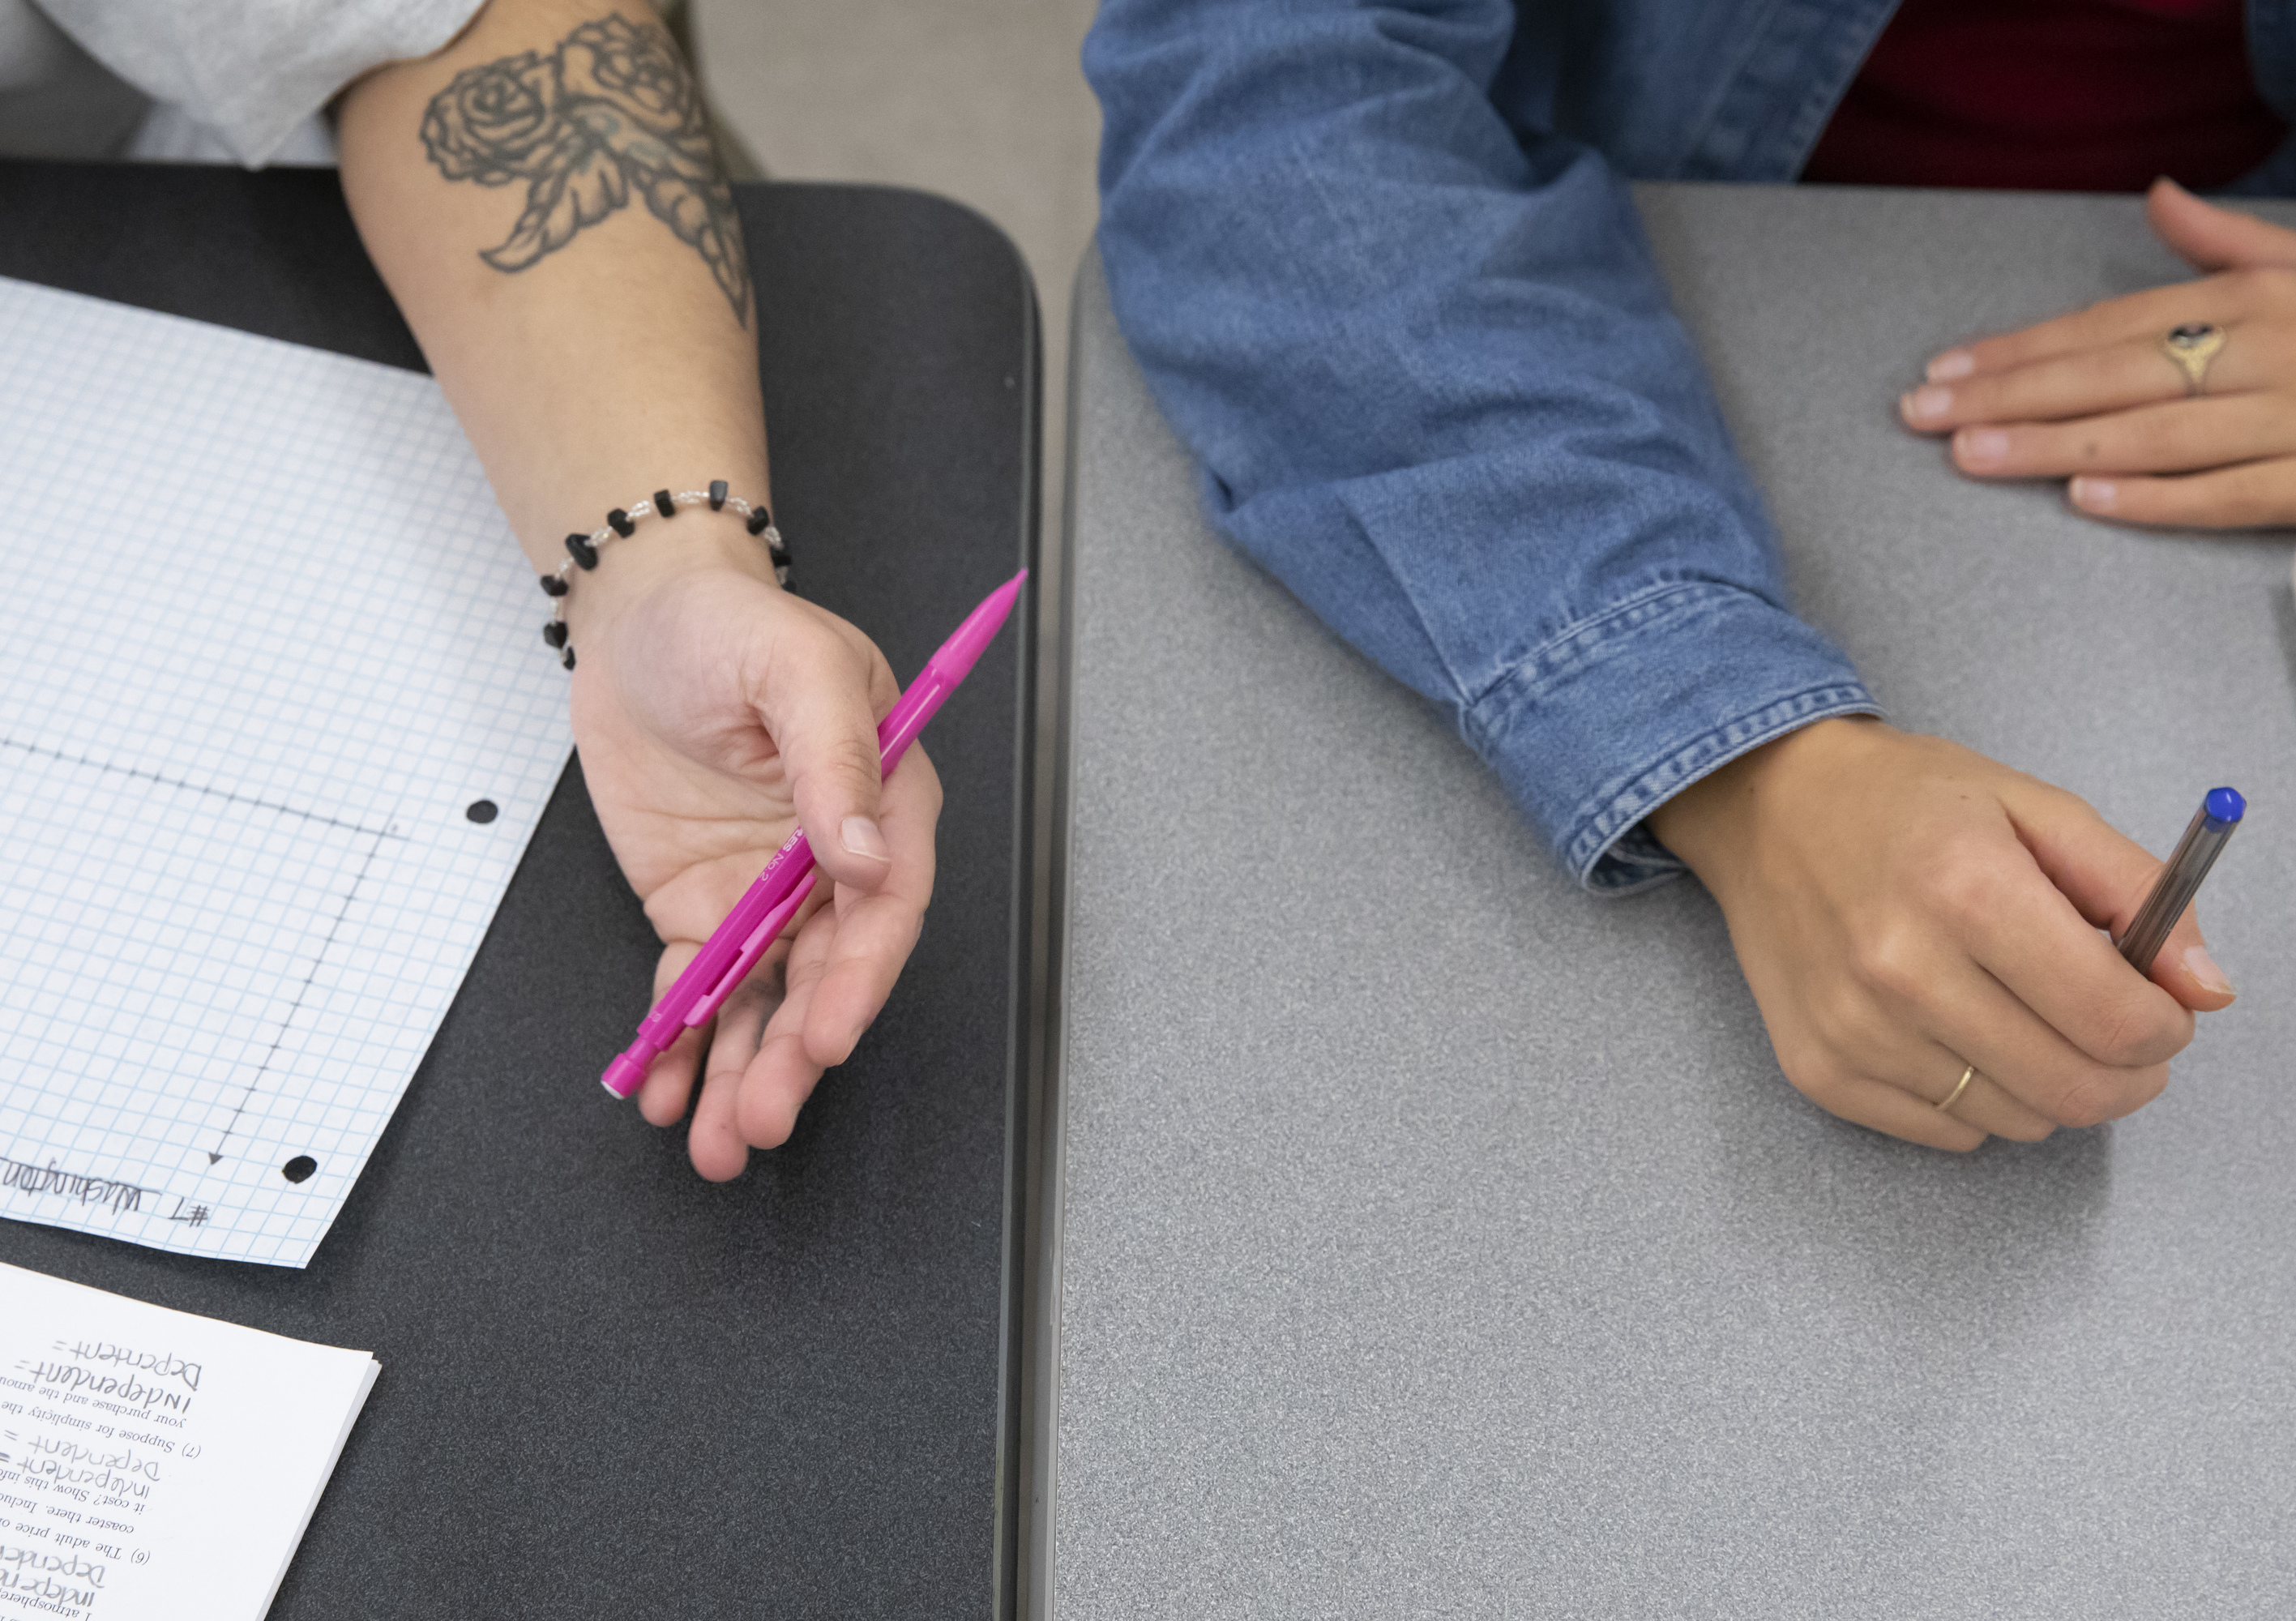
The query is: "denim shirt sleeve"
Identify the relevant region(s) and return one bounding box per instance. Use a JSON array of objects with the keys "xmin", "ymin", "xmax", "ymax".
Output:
[{"xmin": 1084, "ymin": 0, "xmax": 1882, "ymax": 892}]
